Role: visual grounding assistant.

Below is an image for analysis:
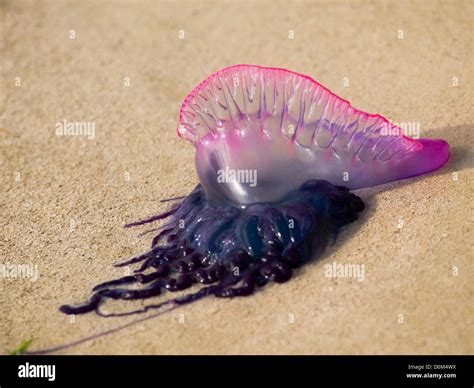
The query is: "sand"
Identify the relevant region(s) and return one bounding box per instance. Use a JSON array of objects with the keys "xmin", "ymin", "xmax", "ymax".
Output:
[{"xmin": 1, "ymin": 0, "xmax": 473, "ymax": 355}]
